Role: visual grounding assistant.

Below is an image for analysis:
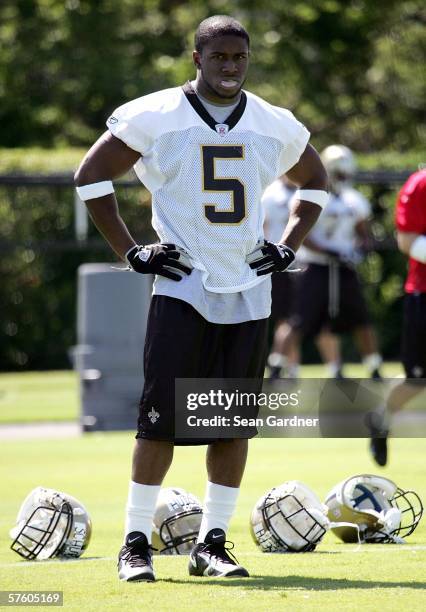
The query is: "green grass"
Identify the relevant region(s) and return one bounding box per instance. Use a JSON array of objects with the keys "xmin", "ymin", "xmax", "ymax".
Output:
[
  {"xmin": 0, "ymin": 364, "xmax": 405, "ymax": 424},
  {"xmin": 0, "ymin": 435, "xmax": 425, "ymax": 610},
  {"xmin": 0, "ymin": 371, "xmax": 78, "ymax": 423}
]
